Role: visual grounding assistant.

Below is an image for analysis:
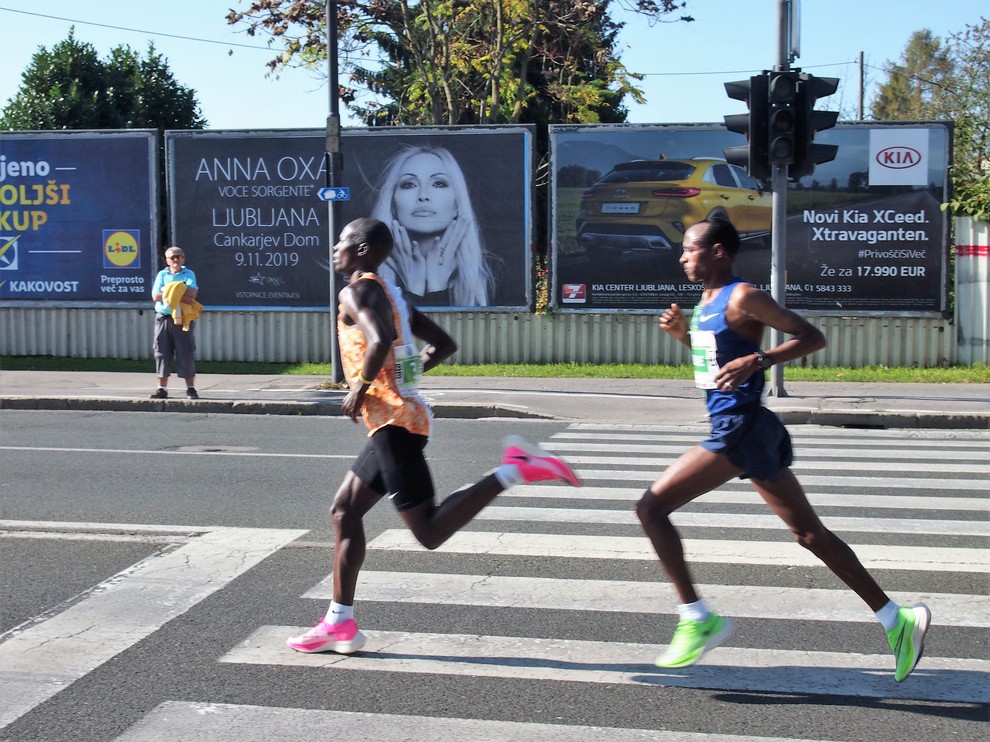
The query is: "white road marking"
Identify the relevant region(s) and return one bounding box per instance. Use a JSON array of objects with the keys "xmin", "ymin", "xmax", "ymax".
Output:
[
  {"xmin": 475, "ymin": 506, "xmax": 990, "ymax": 536},
  {"xmin": 366, "ymin": 529, "xmax": 989, "ymax": 572},
  {"xmin": 503, "ymin": 485, "xmax": 990, "ymax": 511},
  {"xmin": 301, "ymin": 571, "xmax": 989, "ymax": 628},
  {"xmin": 0, "ymin": 445, "xmax": 354, "ymax": 459},
  {"xmin": 116, "ymin": 702, "xmax": 824, "ymax": 742},
  {"xmin": 224, "ymin": 627, "xmax": 989, "ymax": 704},
  {"xmin": 0, "ymin": 525, "xmax": 306, "ymax": 730}
]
